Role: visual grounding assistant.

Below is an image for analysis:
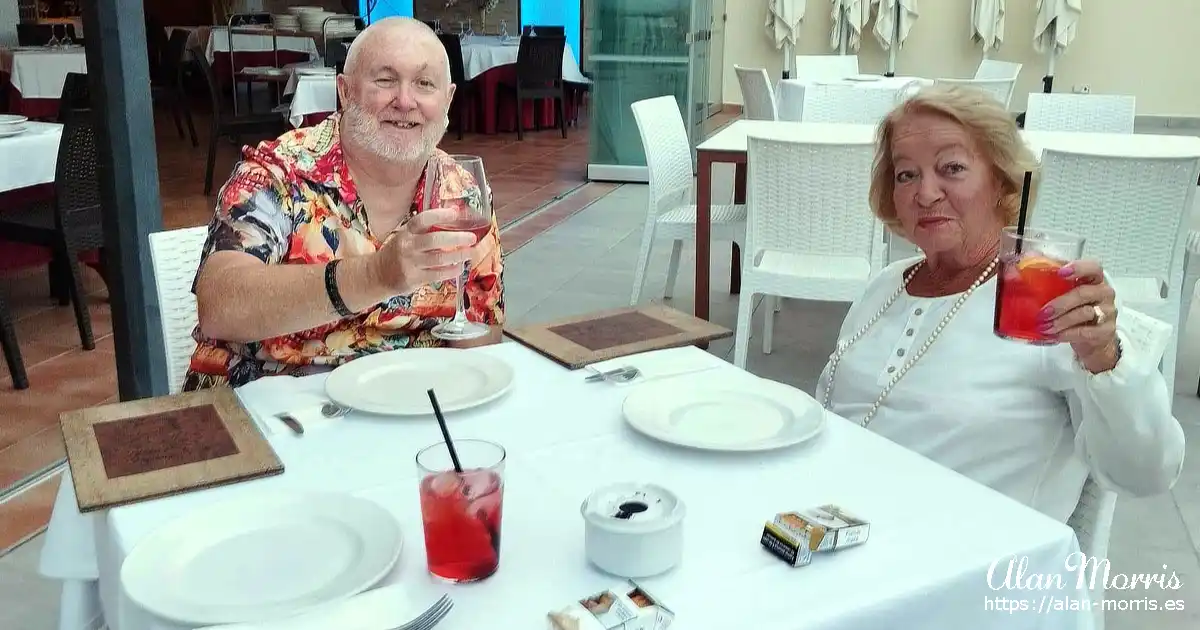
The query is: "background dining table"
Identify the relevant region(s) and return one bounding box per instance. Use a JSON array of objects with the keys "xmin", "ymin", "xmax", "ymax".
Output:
[
  {"xmin": 0, "ymin": 47, "xmax": 87, "ymax": 119},
  {"xmin": 282, "ymin": 35, "xmax": 590, "ymax": 134},
  {"xmin": 39, "ymin": 343, "xmax": 1093, "ymax": 630}
]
